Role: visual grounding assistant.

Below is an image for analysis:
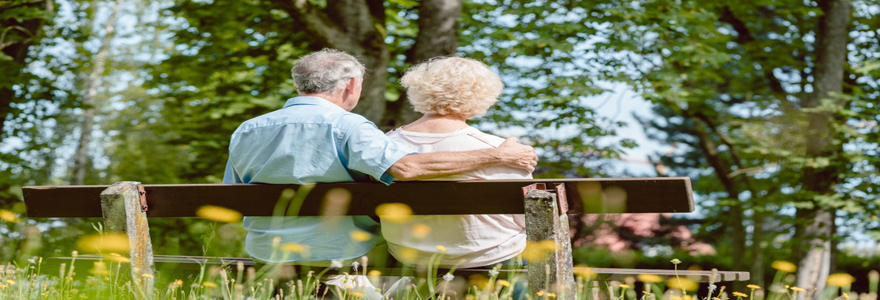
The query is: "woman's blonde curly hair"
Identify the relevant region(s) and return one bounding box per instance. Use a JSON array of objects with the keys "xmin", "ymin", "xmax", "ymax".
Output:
[{"xmin": 401, "ymin": 57, "xmax": 503, "ymax": 119}]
